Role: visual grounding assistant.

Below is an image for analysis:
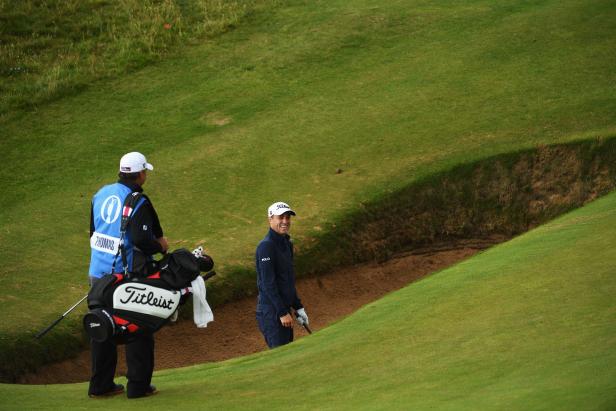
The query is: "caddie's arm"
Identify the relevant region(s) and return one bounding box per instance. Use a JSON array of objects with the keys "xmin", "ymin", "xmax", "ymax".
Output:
[
  {"xmin": 150, "ymin": 203, "xmax": 164, "ymax": 239},
  {"xmin": 149, "ymin": 200, "xmax": 168, "ymax": 253},
  {"xmin": 129, "ymin": 201, "xmax": 165, "ymax": 254}
]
